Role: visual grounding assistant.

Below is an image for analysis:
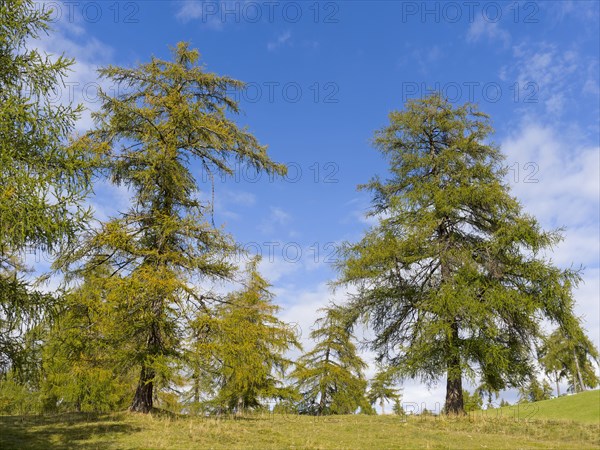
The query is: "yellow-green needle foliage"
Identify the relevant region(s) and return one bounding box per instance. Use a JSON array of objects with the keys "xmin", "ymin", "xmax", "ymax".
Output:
[
  {"xmin": 0, "ymin": 0, "xmax": 94, "ymax": 376},
  {"xmin": 190, "ymin": 259, "xmax": 301, "ymax": 414},
  {"xmin": 539, "ymin": 324, "xmax": 599, "ymax": 395},
  {"xmin": 367, "ymin": 365, "xmax": 401, "ymax": 414},
  {"xmin": 58, "ymin": 43, "xmax": 286, "ymax": 412},
  {"xmin": 335, "ymin": 94, "xmax": 585, "ymax": 415},
  {"xmin": 292, "ymin": 306, "xmax": 371, "ymax": 415}
]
